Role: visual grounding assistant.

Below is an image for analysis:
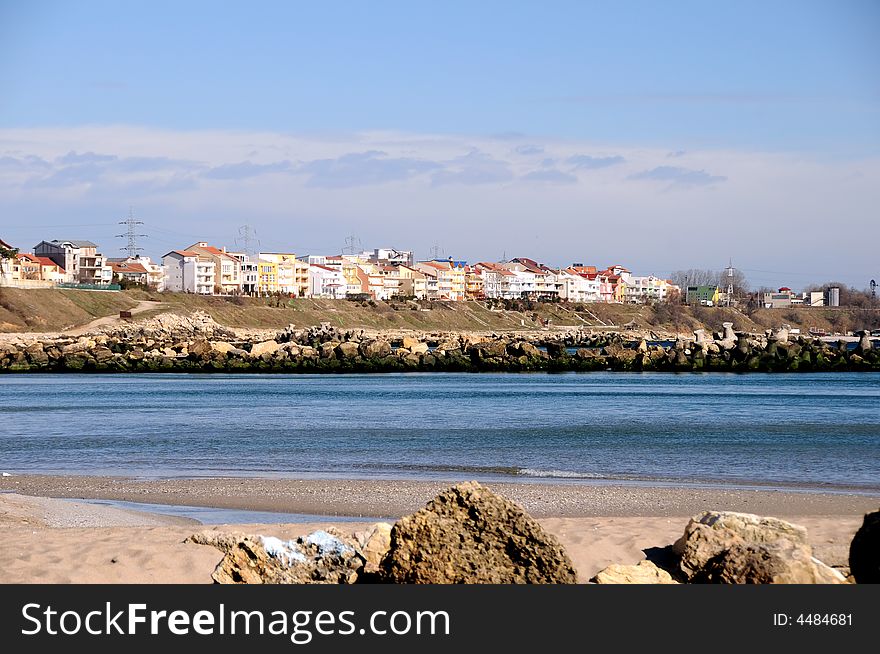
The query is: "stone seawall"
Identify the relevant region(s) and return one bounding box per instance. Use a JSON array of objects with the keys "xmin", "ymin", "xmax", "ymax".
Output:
[{"xmin": 1, "ymin": 314, "xmax": 878, "ymax": 374}]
